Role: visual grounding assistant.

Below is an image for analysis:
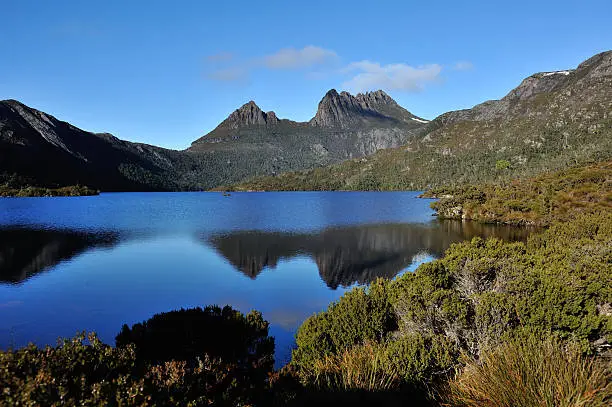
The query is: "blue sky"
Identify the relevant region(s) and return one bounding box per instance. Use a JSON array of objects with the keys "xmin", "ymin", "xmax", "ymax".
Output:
[{"xmin": 2, "ymin": 0, "xmax": 610, "ymax": 149}]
